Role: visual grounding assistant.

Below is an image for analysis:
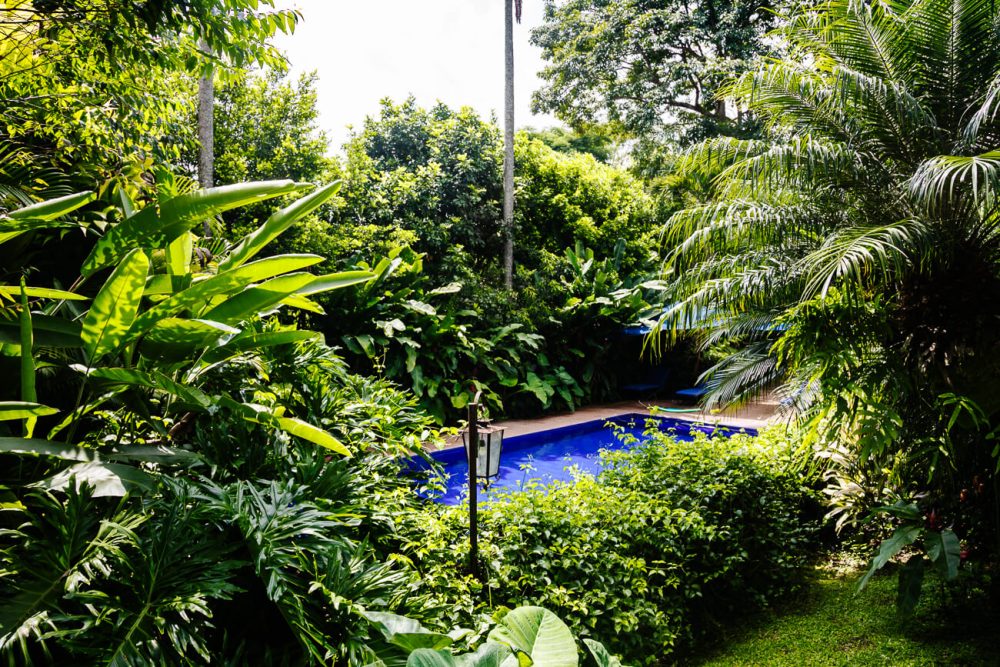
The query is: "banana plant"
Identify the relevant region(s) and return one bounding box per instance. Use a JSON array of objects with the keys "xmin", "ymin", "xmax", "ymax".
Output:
[{"xmin": 0, "ymin": 178, "xmax": 374, "ymax": 494}]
